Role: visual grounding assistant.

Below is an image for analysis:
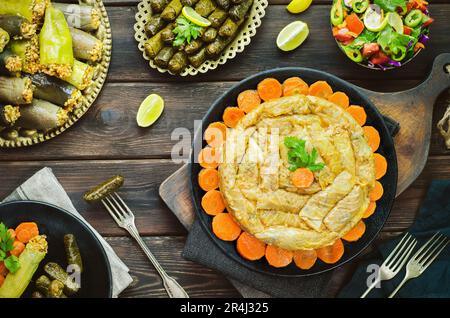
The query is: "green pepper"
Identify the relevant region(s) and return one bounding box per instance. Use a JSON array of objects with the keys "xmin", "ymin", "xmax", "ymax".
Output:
[
  {"xmin": 331, "ymin": 0, "xmax": 344, "ymax": 26},
  {"xmin": 39, "ymin": 5, "xmax": 74, "ymax": 78},
  {"xmin": 391, "ymin": 45, "xmax": 406, "ymax": 61},
  {"xmin": 343, "ymin": 46, "xmax": 363, "ymax": 63},
  {"xmin": 405, "ymin": 9, "xmax": 423, "ymax": 27},
  {"xmin": 352, "ymin": 0, "xmax": 369, "ymax": 14}
]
